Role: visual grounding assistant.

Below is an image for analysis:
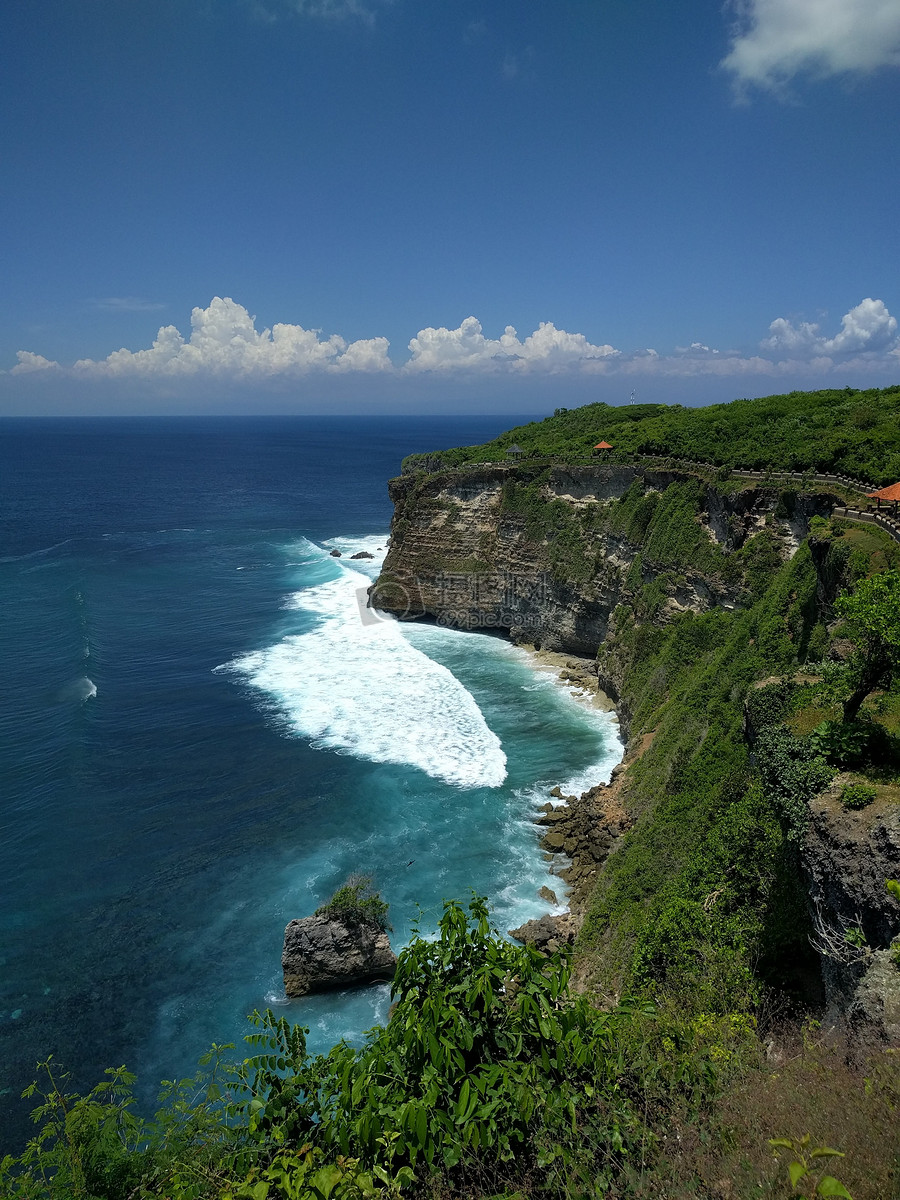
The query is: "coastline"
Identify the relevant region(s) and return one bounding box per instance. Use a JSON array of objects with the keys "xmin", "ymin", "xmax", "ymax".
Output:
[
  {"xmin": 505, "ymin": 641, "xmax": 630, "ymax": 953},
  {"xmin": 516, "ymin": 644, "xmax": 618, "ymax": 716}
]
